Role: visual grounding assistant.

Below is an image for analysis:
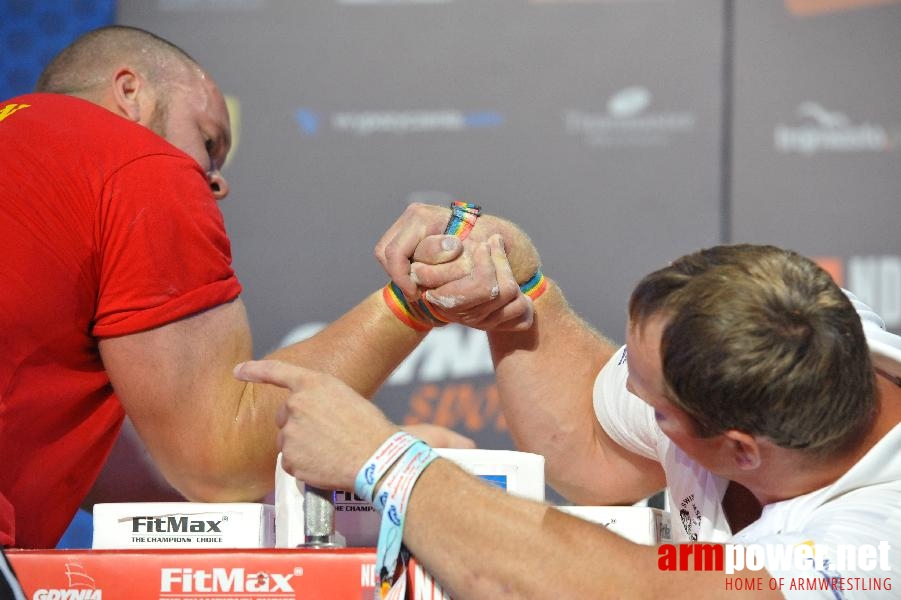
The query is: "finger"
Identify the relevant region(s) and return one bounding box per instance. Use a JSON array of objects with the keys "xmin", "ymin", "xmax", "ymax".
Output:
[
  {"xmin": 233, "ymin": 359, "xmax": 309, "ymax": 391},
  {"xmin": 425, "ymin": 239, "xmax": 525, "ymax": 318},
  {"xmin": 437, "ymin": 236, "xmax": 536, "ymax": 330},
  {"xmin": 375, "ymin": 204, "xmax": 450, "ymax": 296},
  {"xmin": 487, "ymin": 234, "xmax": 521, "ymax": 303},
  {"xmin": 441, "ymin": 430, "xmax": 477, "ymax": 449},
  {"xmin": 476, "ymin": 294, "xmax": 535, "ymax": 331},
  {"xmin": 381, "ymin": 232, "xmax": 424, "ymax": 296},
  {"xmin": 410, "ymin": 252, "xmax": 474, "ymax": 289},
  {"xmin": 403, "ymin": 424, "xmax": 477, "ymax": 449},
  {"xmin": 410, "ymin": 235, "xmax": 462, "ymax": 265},
  {"xmin": 423, "ymin": 242, "xmax": 498, "ymax": 312}
]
